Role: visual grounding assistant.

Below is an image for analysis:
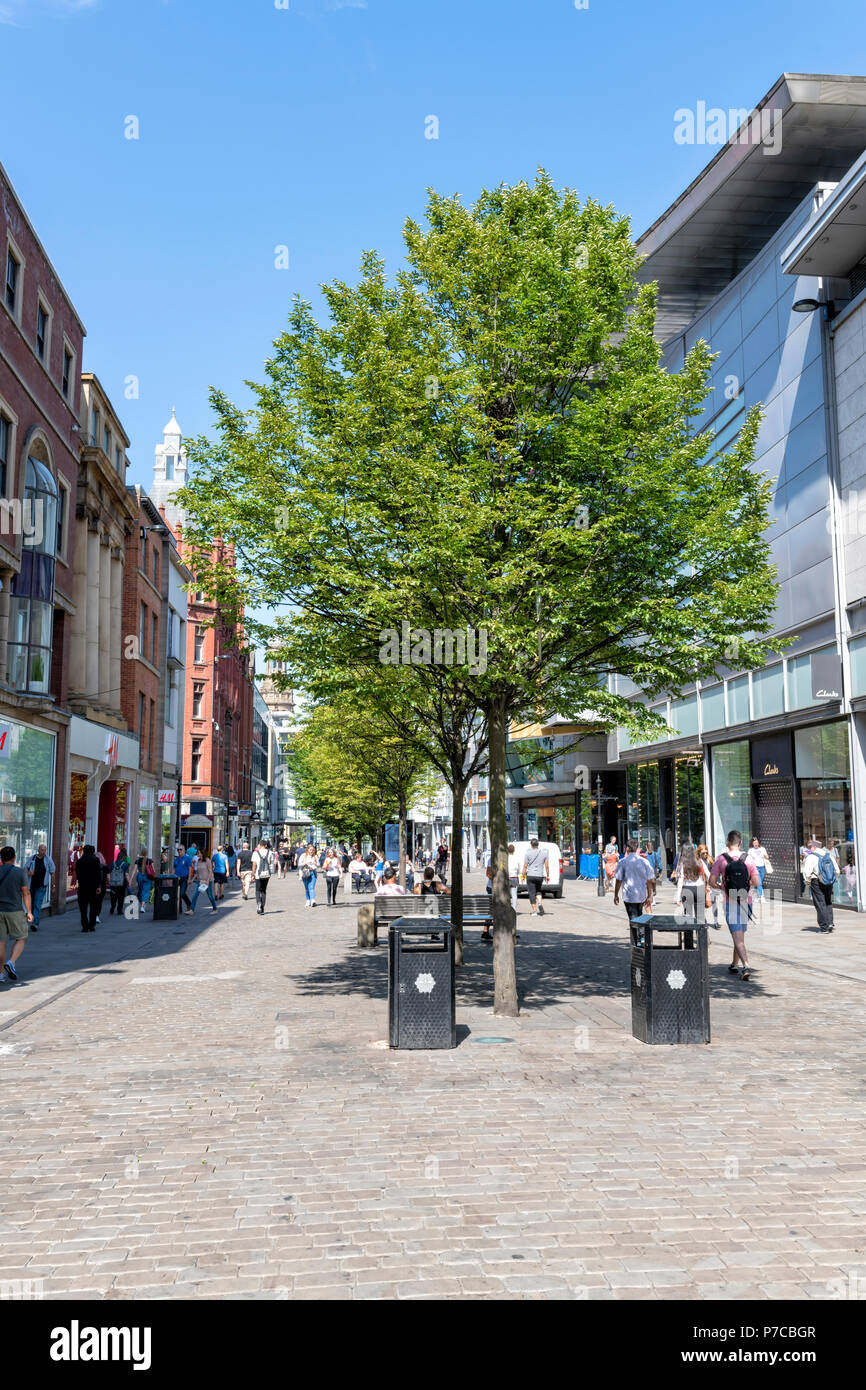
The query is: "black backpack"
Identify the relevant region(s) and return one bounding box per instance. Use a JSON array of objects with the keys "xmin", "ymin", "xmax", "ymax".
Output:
[{"xmin": 722, "ymin": 853, "xmax": 751, "ymax": 895}]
